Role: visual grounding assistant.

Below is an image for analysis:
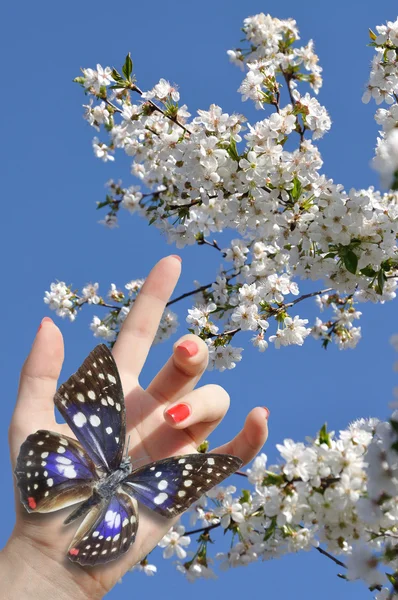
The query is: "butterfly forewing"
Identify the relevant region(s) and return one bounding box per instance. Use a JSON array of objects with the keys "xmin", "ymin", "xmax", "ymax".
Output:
[
  {"xmin": 122, "ymin": 453, "xmax": 242, "ymax": 518},
  {"xmin": 67, "ymin": 489, "xmax": 139, "ymax": 566},
  {"xmin": 54, "ymin": 344, "xmax": 126, "ymax": 473},
  {"xmin": 14, "ymin": 430, "xmax": 97, "ymax": 513}
]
